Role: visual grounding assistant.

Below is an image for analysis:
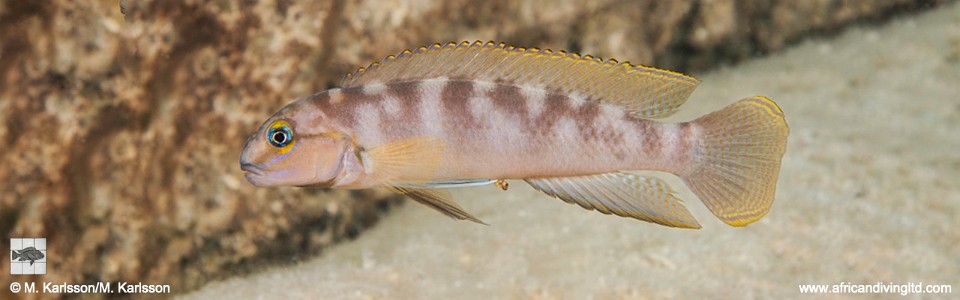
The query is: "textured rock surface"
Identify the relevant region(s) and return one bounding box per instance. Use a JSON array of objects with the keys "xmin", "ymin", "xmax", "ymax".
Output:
[
  {"xmin": 0, "ymin": 0, "xmax": 950, "ymax": 297},
  {"xmin": 0, "ymin": 0, "xmax": 404, "ymax": 295}
]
